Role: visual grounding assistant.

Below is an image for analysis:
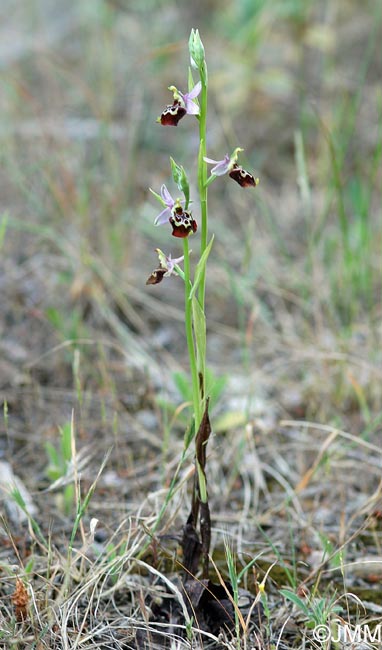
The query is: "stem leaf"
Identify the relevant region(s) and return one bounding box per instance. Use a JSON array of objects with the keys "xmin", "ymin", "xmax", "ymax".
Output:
[
  {"xmin": 189, "ymin": 234, "xmax": 214, "ymax": 301},
  {"xmin": 192, "ymin": 295, "xmax": 206, "ymax": 379}
]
